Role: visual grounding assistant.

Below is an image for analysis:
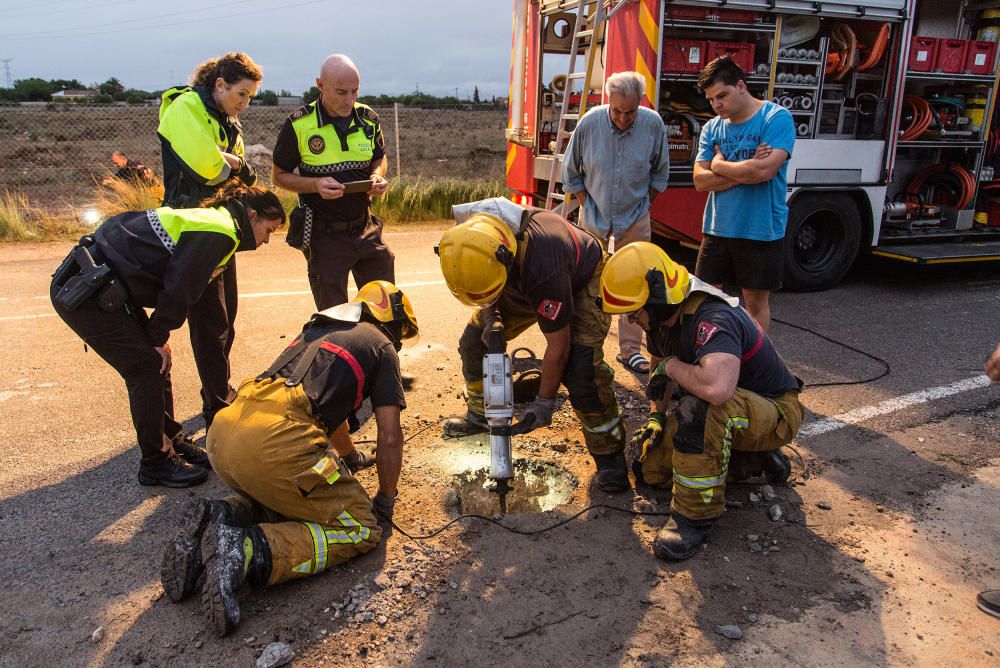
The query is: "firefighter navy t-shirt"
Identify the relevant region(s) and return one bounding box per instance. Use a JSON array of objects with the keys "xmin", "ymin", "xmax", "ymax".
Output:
[
  {"xmin": 697, "ymin": 100, "xmax": 795, "ymax": 241},
  {"xmin": 648, "ymin": 297, "xmax": 800, "ymax": 398},
  {"xmin": 510, "ymin": 212, "xmax": 603, "ymax": 333},
  {"xmin": 278, "ymin": 322, "xmax": 405, "ymax": 431}
]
